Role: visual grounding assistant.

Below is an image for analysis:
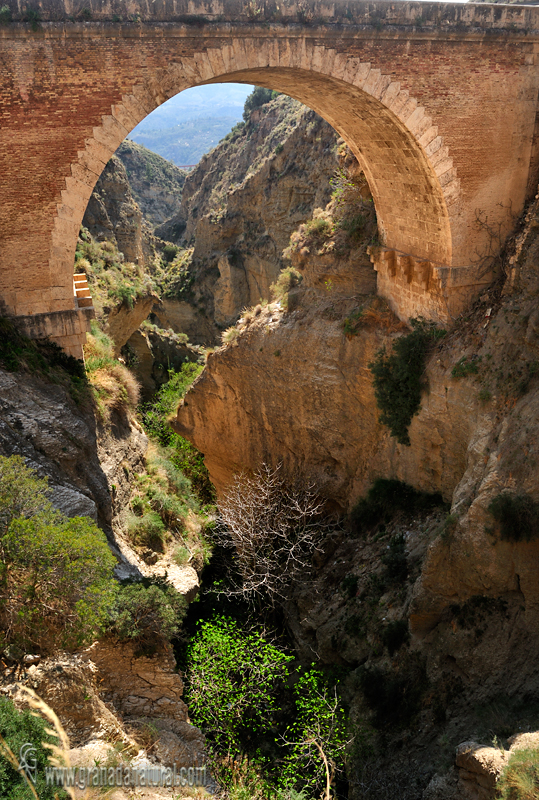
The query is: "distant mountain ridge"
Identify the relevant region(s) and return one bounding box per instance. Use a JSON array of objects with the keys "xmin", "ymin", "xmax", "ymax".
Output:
[
  {"xmin": 129, "ymin": 83, "xmax": 254, "ymax": 167},
  {"xmin": 129, "ymin": 116, "xmax": 241, "ymax": 167}
]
